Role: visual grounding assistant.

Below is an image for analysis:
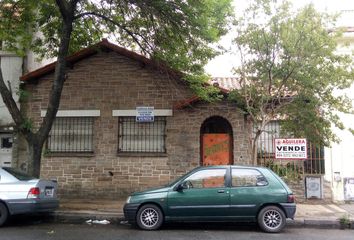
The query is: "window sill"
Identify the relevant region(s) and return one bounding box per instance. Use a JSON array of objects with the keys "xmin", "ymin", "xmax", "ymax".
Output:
[
  {"xmin": 117, "ymin": 152, "xmax": 168, "ymax": 157},
  {"xmin": 44, "ymin": 152, "xmax": 95, "ymax": 158}
]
